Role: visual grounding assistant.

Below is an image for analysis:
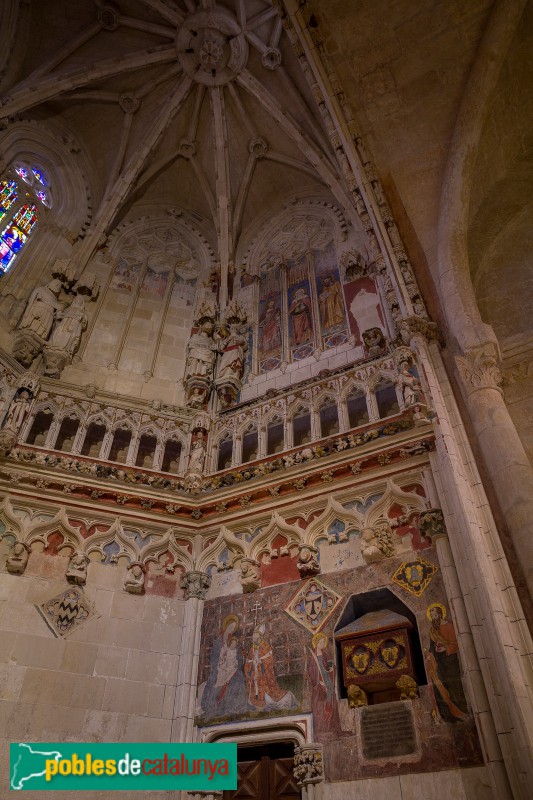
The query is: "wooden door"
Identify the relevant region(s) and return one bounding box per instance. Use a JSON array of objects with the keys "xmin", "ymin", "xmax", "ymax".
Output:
[{"xmin": 224, "ymin": 743, "xmax": 301, "ymax": 800}]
